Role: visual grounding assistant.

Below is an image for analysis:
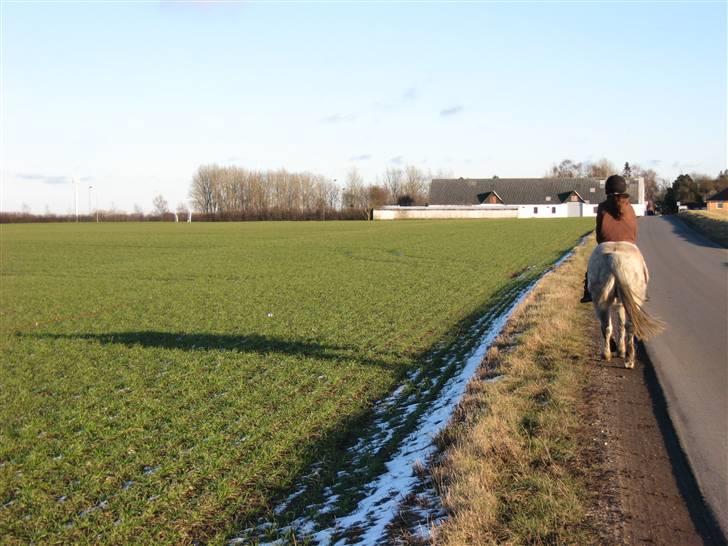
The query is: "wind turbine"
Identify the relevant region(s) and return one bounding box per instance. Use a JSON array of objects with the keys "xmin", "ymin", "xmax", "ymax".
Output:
[{"xmin": 71, "ymin": 178, "xmax": 79, "ymax": 221}]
